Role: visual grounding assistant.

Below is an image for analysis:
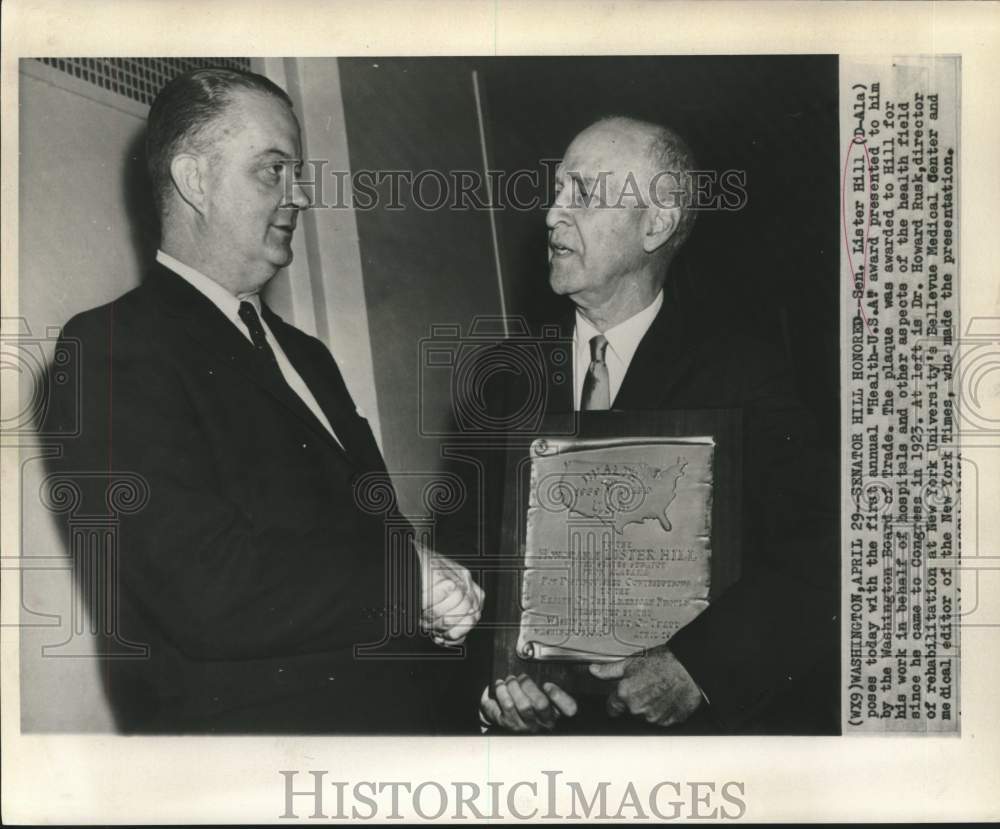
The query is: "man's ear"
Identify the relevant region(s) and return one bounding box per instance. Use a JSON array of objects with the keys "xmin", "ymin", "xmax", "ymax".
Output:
[
  {"xmin": 641, "ymin": 205, "xmax": 680, "ymax": 254},
  {"xmin": 169, "ymin": 153, "xmax": 209, "ymax": 215}
]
